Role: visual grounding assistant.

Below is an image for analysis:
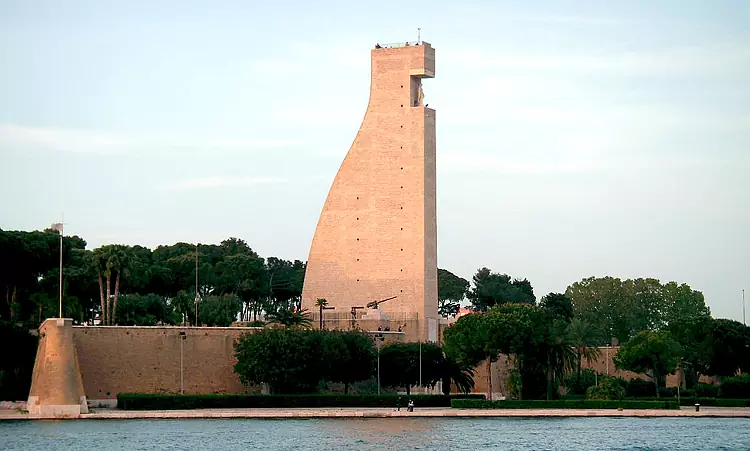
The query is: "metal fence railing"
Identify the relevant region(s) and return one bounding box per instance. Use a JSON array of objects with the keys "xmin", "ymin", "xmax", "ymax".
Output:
[{"xmin": 375, "ymin": 41, "xmax": 427, "ymax": 49}]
